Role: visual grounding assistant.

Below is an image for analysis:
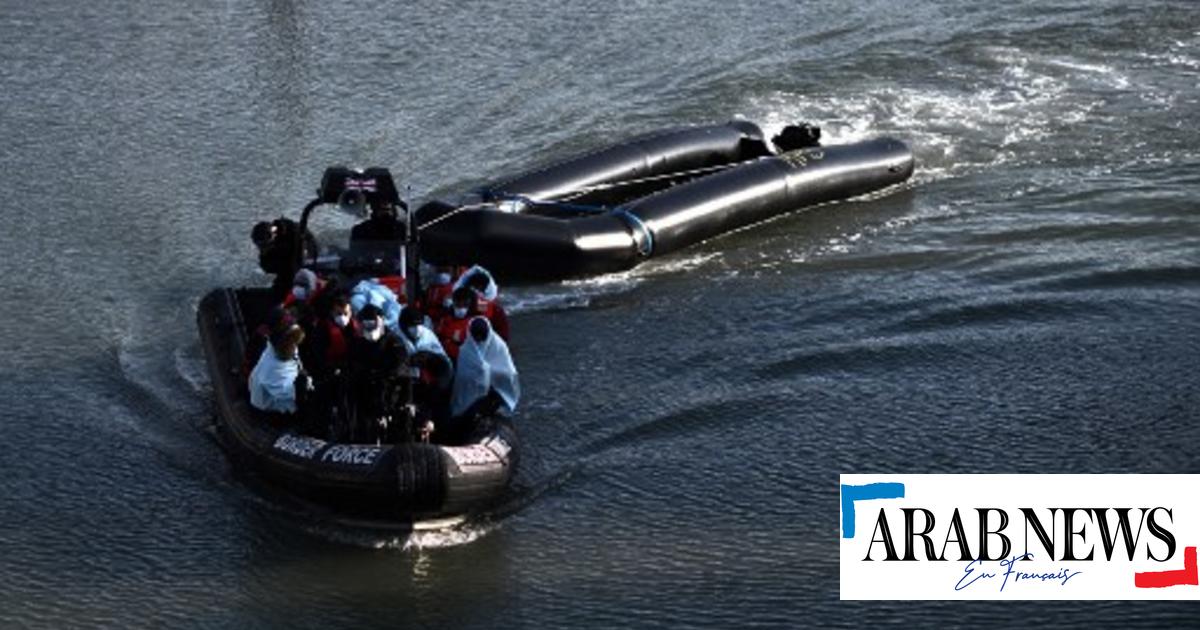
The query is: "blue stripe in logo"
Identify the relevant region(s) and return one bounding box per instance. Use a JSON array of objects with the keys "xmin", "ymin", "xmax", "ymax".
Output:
[{"xmin": 841, "ymin": 483, "xmax": 905, "ymax": 538}]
